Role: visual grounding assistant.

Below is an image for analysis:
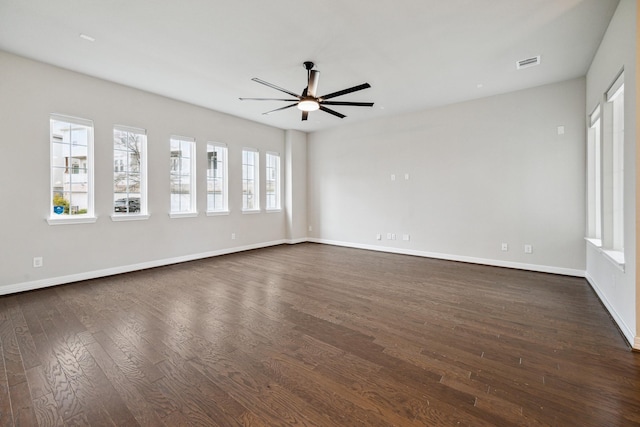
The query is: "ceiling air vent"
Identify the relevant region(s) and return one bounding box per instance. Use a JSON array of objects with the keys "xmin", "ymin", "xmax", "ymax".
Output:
[{"xmin": 516, "ymin": 55, "xmax": 540, "ymax": 70}]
